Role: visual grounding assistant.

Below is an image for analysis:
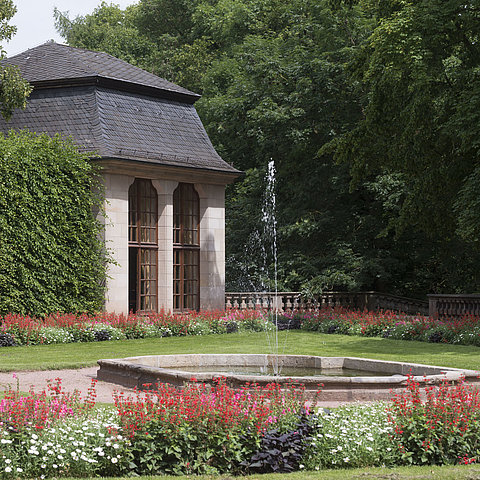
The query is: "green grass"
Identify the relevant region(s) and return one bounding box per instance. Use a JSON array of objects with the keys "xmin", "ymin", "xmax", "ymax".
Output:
[
  {"xmin": 60, "ymin": 464, "xmax": 480, "ymax": 479},
  {"xmin": 0, "ymin": 331, "xmax": 479, "ymax": 372}
]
